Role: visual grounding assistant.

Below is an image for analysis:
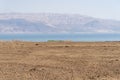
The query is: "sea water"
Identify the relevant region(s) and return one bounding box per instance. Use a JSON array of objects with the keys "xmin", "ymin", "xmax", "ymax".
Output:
[{"xmin": 0, "ymin": 33, "xmax": 120, "ymax": 42}]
